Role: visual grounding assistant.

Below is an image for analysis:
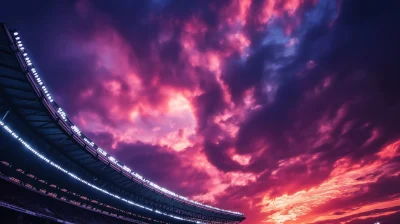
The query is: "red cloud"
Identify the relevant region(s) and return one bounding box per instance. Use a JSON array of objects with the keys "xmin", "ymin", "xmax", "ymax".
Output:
[{"xmin": 10, "ymin": 0, "xmax": 399, "ymax": 223}]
